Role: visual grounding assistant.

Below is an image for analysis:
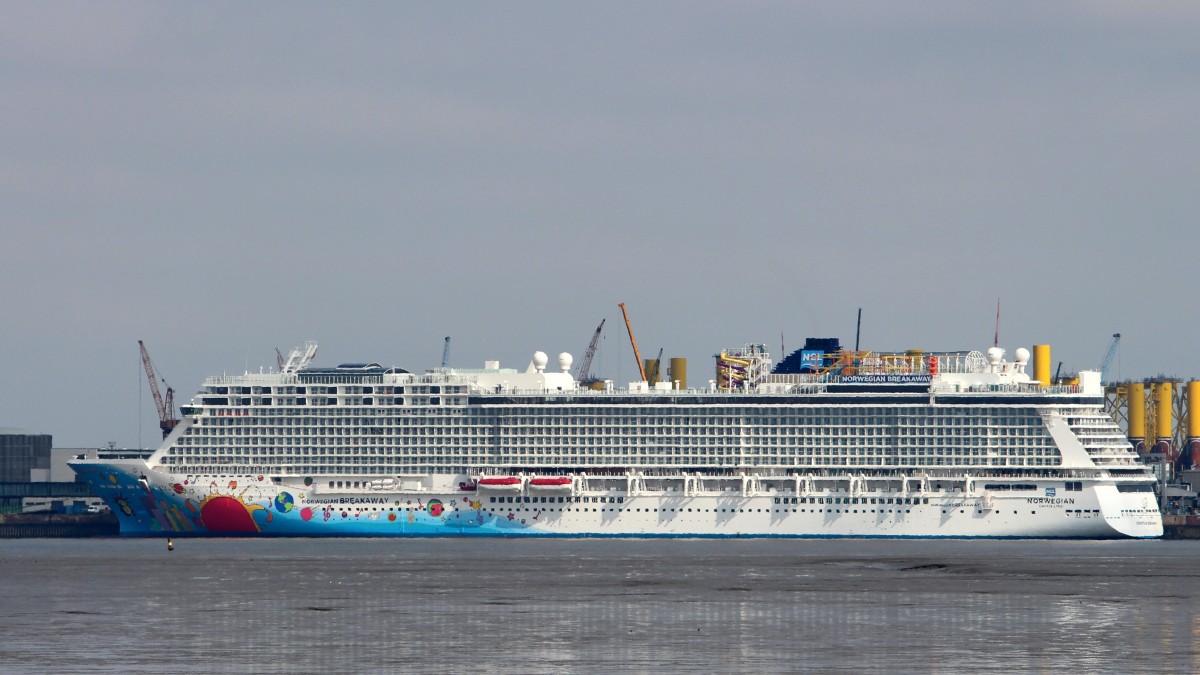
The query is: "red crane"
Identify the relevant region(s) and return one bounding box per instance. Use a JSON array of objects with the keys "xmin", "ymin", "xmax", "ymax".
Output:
[{"xmin": 138, "ymin": 340, "xmax": 179, "ymax": 439}]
